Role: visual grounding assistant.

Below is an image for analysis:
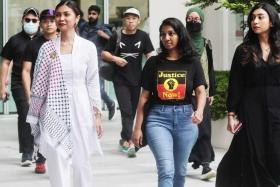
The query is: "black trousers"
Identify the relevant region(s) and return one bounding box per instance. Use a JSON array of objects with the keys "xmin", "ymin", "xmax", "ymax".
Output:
[
  {"xmin": 189, "ymin": 99, "xmax": 215, "ymax": 165},
  {"xmin": 11, "ymin": 87, "xmax": 34, "ymax": 154},
  {"xmin": 113, "ymin": 83, "xmax": 140, "ymax": 141},
  {"xmin": 100, "ymin": 78, "xmax": 114, "ymax": 108}
]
